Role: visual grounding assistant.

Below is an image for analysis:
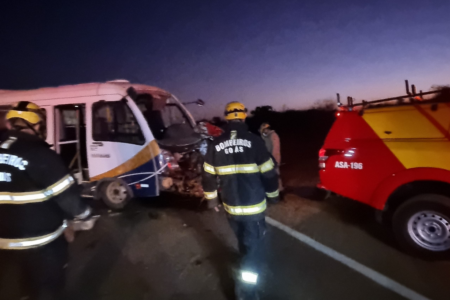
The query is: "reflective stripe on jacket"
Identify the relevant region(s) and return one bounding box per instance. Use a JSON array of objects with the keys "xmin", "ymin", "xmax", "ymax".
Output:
[
  {"xmin": 0, "ymin": 221, "xmax": 67, "ymax": 250},
  {"xmin": 0, "ymin": 130, "xmax": 88, "ymax": 248}
]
